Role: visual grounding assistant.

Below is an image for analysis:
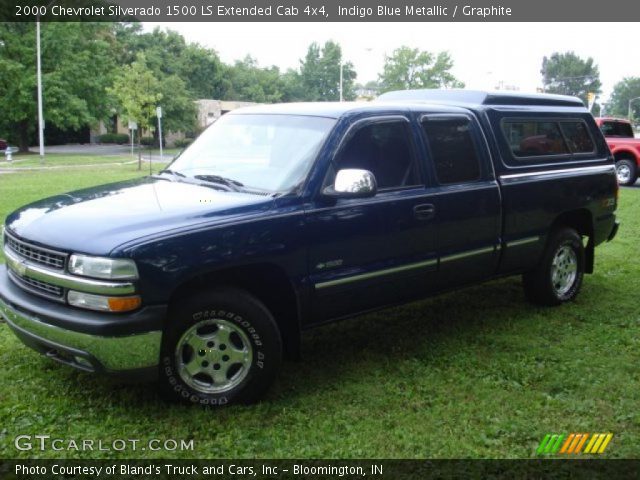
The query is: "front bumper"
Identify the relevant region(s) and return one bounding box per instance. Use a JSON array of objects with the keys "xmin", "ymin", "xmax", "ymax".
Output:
[{"xmin": 0, "ymin": 265, "xmax": 165, "ymax": 374}]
